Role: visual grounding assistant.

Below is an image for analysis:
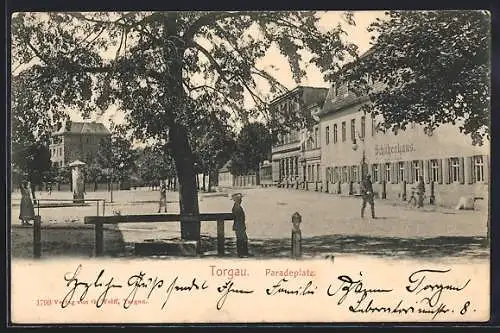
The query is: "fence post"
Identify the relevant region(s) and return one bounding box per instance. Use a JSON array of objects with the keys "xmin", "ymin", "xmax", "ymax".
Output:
[
  {"xmin": 95, "ymin": 223, "xmax": 104, "ymax": 257},
  {"xmin": 217, "ymin": 219, "xmax": 225, "ymax": 256},
  {"xmin": 33, "ymin": 215, "xmax": 42, "ymax": 259},
  {"xmin": 291, "ymin": 212, "xmax": 302, "ymax": 259}
]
